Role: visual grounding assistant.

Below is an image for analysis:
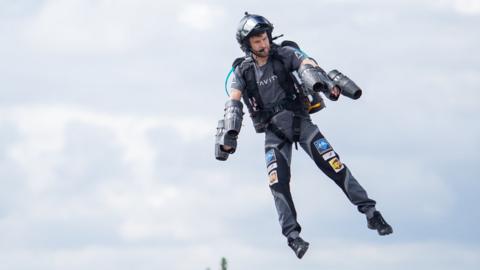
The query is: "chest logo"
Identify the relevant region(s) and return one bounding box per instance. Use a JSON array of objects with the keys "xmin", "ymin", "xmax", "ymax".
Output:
[{"xmin": 257, "ymin": 75, "xmax": 278, "ymax": 87}]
